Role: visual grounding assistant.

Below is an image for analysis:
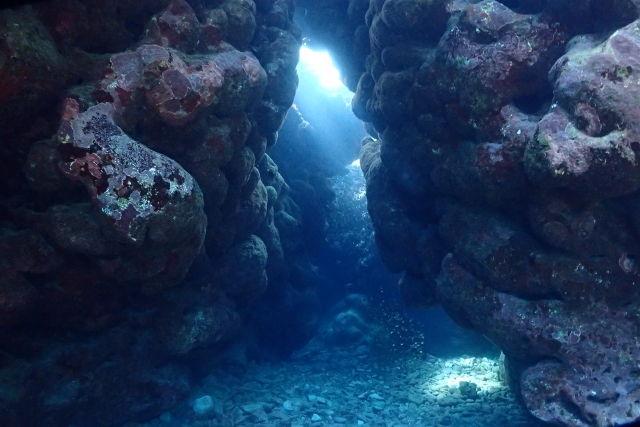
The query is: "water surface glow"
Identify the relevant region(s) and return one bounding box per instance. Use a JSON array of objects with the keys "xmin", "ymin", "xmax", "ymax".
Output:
[{"xmin": 299, "ymin": 46, "xmax": 344, "ymax": 91}]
